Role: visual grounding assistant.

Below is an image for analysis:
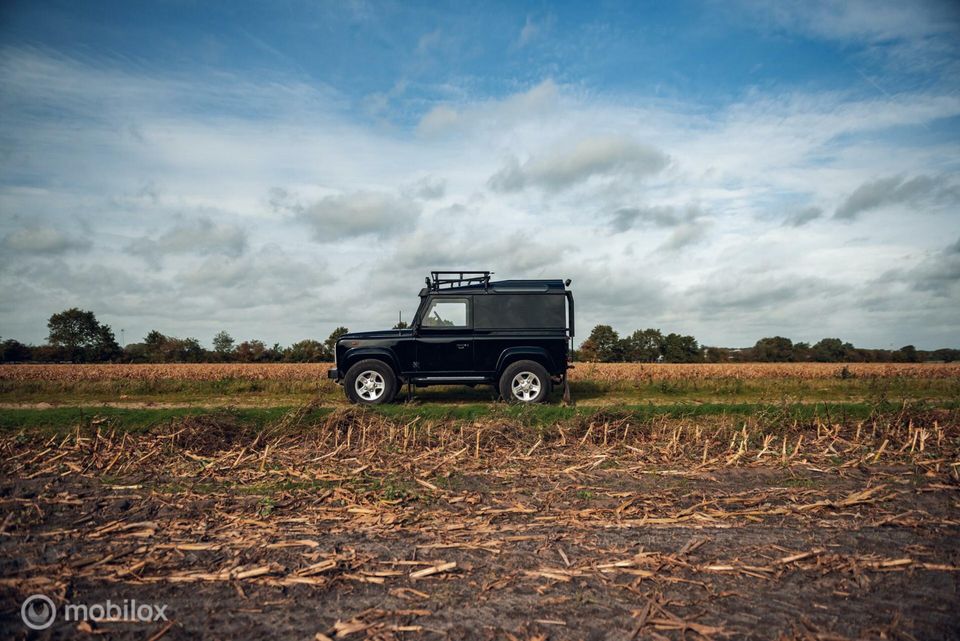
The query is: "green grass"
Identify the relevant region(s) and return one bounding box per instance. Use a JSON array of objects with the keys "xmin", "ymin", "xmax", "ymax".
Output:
[
  {"xmin": 2, "ymin": 399, "xmax": 957, "ymax": 437},
  {"xmin": 2, "ymin": 374, "xmax": 956, "ymax": 407},
  {"xmin": 0, "ymin": 406, "xmax": 296, "ymax": 434}
]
